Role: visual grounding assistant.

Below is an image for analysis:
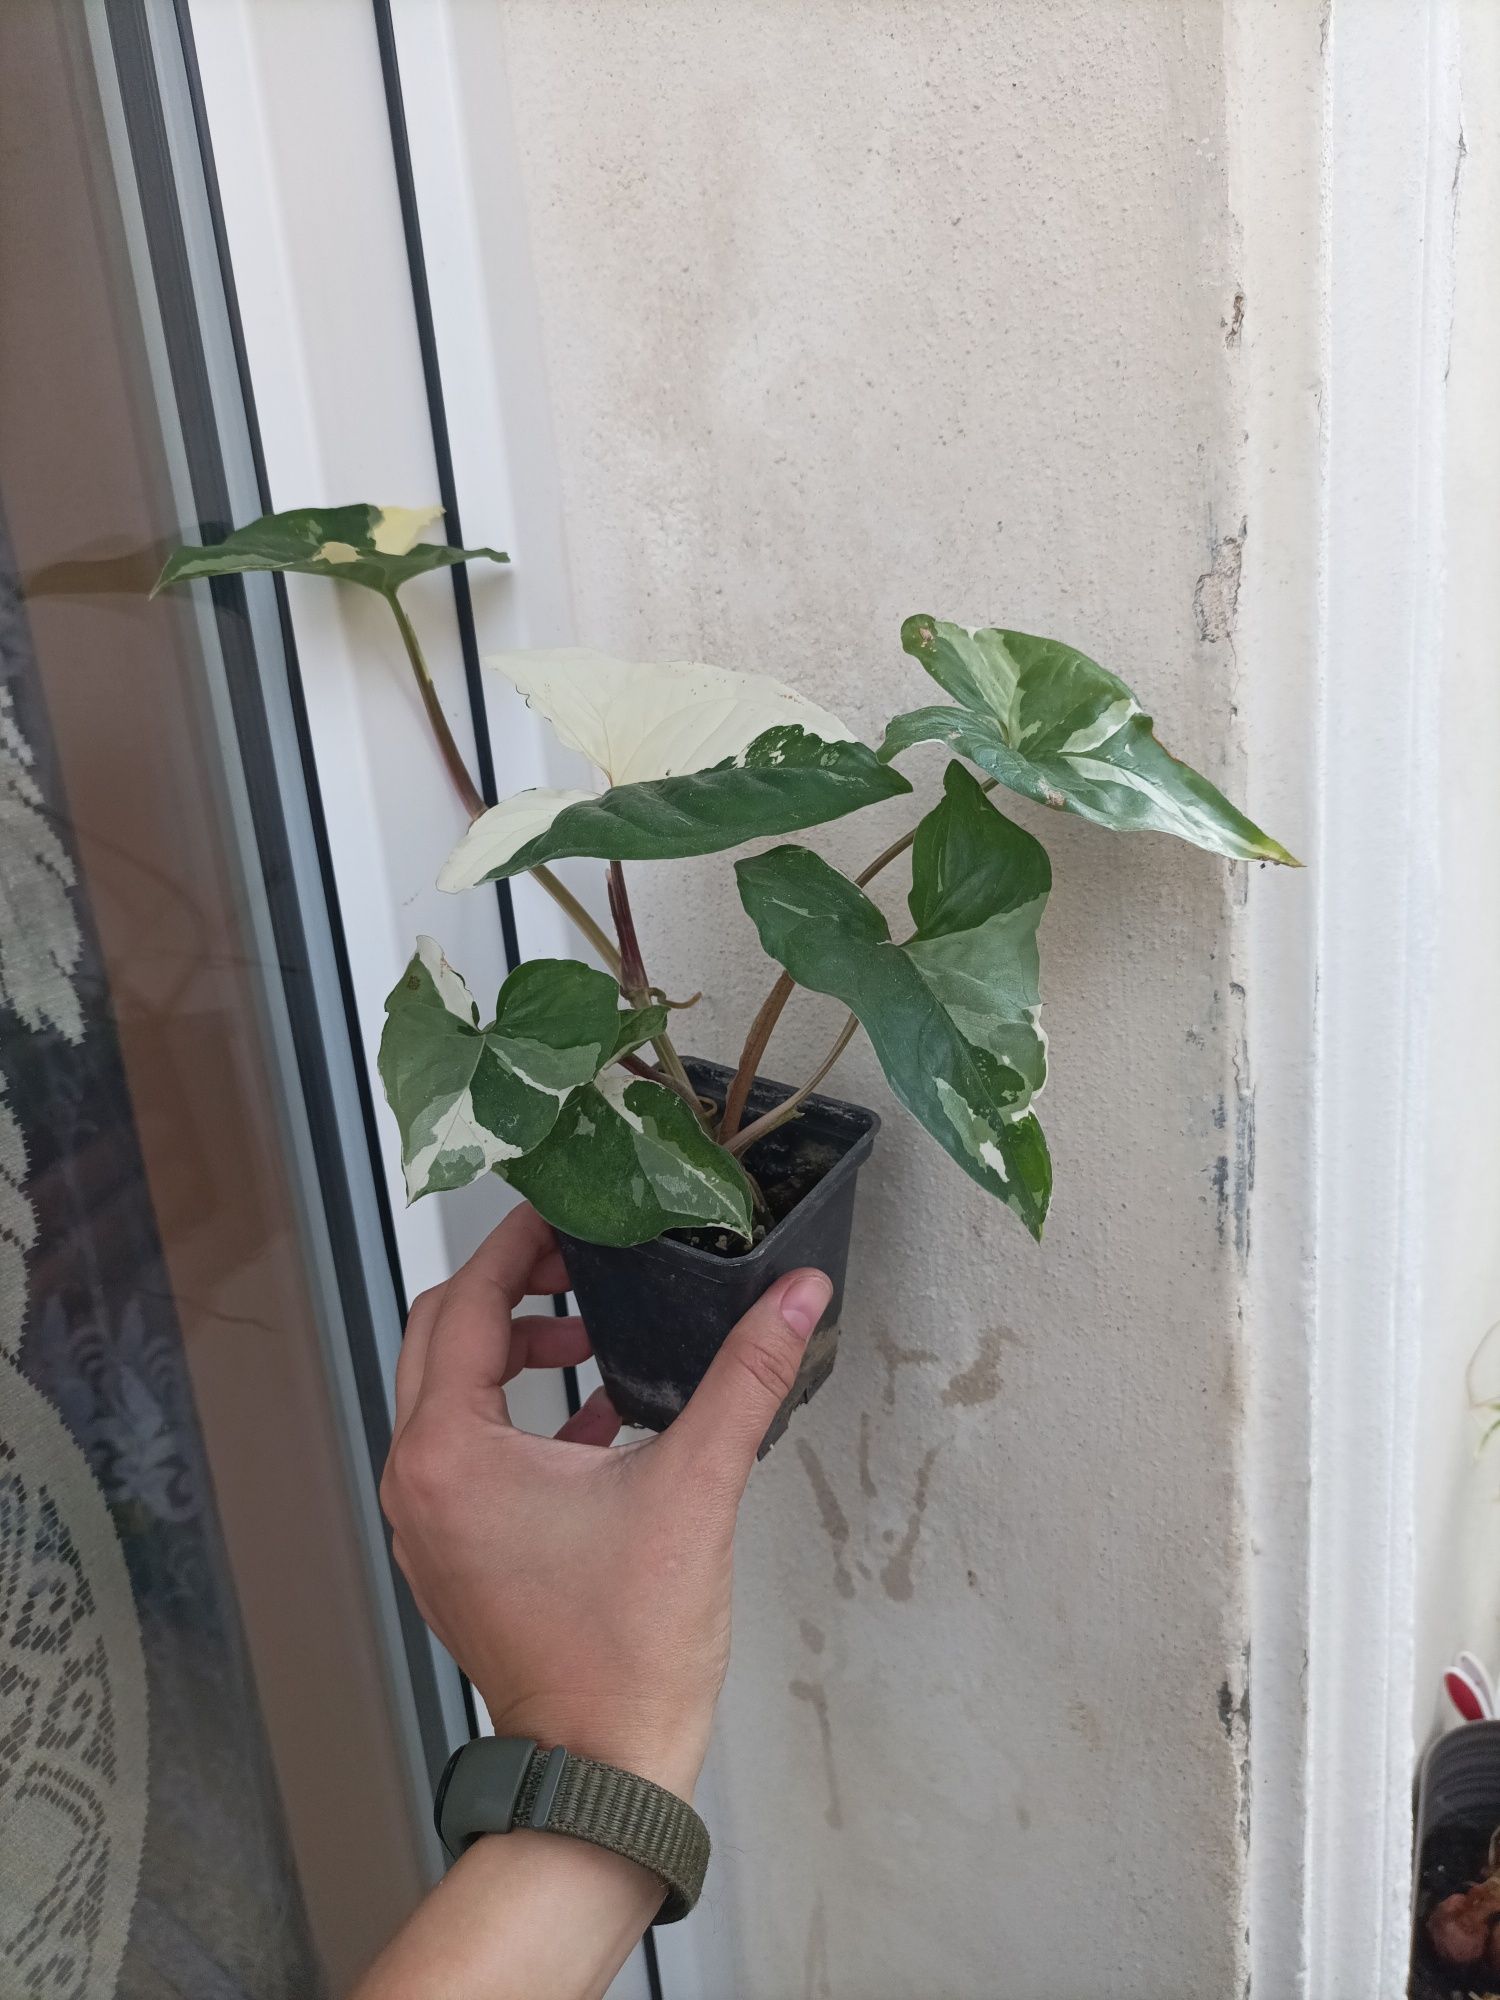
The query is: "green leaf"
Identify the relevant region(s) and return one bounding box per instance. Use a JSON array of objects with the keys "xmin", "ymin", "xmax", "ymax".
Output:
[
  {"xmin": 905, "ymin": 763, "xmax": 1050, "ymax": 1103},
  {"xmin": 153, "ymin": 503, "xmax": 507, "ymax": 599},
  {"xmin": 378, "ymin": 940, "xmax": 663, "ymax": 1200},
  {"xmin": 439, "ymin": 726, "xmax": 911, "ymax": 886},
  {"xmin": 735, "ymin": 769, "xmax": 1053, "ymax": 1237},
  {"xmin": 881, "ymin": 617, "xmax": 1299, "ymax": 866},
  {"xmin": 506, "ymin": 1075, "xmax": 756, "ymax": 1246}
]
